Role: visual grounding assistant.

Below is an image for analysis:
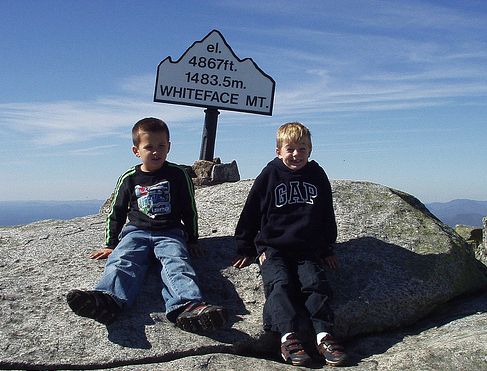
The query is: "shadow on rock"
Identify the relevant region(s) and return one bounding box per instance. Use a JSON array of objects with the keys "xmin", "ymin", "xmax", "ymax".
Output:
[
  {"xmin": 193, "ymin": 235, "xmax": 253, "ymax": 344},
  {"xmin": 105, "ymin": 235, "xmax": 250, "ymax": 349},
  {"xmin": 329, "ymin": 236, "xmax": 487, "ymax": 361},
  {"xmin": 344, "ymin": 288, "xmax": 487, "ymax": 362},
  {"xmin": 105, "ymin": 263, "xmax": 164, "ymax": 349},
  {"xmin": 237, "ymin": 235, "xmax": 487, "ymax": 364},
  {"xmin": 329, "ymin": 236, "xmax": 487, "ymax": 338}
]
